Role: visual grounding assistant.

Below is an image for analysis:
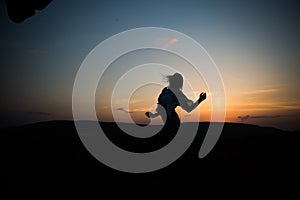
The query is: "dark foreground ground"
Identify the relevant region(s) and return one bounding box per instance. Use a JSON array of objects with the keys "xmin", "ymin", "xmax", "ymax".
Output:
[{"xmin": 0, "ymin": 121, "xmax": 299, "ymax": 198}]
